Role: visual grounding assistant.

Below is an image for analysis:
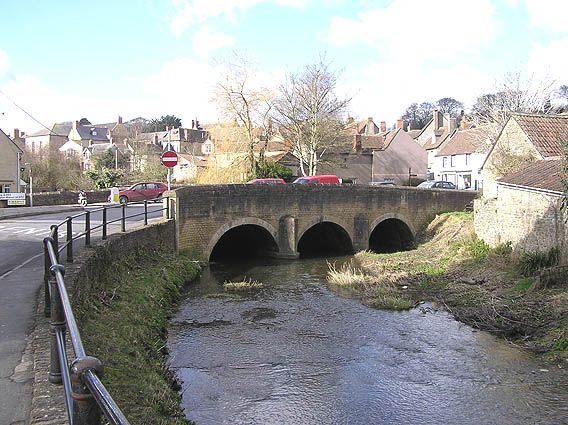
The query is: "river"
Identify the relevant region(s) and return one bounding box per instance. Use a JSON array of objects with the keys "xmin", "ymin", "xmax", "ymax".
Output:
[{"xmin": 167, "ymin": 257, "xmax": 568, "ymax": 425}]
